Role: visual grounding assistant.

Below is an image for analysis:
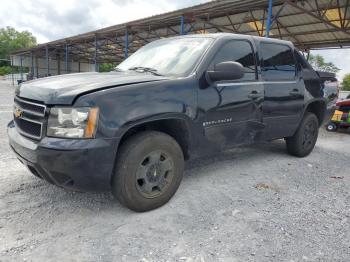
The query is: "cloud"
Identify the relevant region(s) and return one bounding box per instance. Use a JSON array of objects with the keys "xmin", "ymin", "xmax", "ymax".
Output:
[
  {"xmin": 311, "ymin": 49, "xmax": 350, "ymax": 81},
  {"xmin": 0, "ymin": 0, "xmax": 206, "ymax": 43}
]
